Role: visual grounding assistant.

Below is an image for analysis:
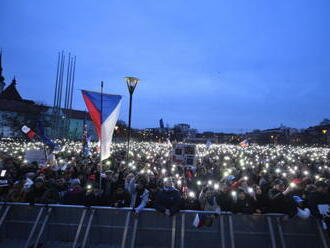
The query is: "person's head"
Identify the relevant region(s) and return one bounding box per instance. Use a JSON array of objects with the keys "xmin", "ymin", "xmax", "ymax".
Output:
[
  {"xmin": 205, "ymin": 188, "xmax": 214, "ymax": 198},
  {"xmin": 273, "ymin": 179, "xmax": 285, "ymax": 192},
  {"xmin": 136, "ymin": 177, "xmax": 147, "ymax": 191},
  {"xmin": 34, "ymin": 177, "xmax": 45, "ymax": 189},
  {"xmin": 56, "ymin": 178, "xmax": 66, "ymax": 187},
  {"xmin": 316, "ymin": 181, "xmax": 328, "ymax": 193},
  {"xmin": 240, "ymin": 180, "xmax": 248, "ymax": 188},
  {"xmin": 238, "ymin": 190, "xmax": 246, "ymax": 200},
  {"xmin": 105, "ymin": 170, "xmax": 114, "ymax": 179},
  {"xmin": 164, "ymin": 179, "xmax": 173, "ymax": 188},
  {"xmin": 254, "ymin": 185, "xmax": 262, "ymax": 195}
]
